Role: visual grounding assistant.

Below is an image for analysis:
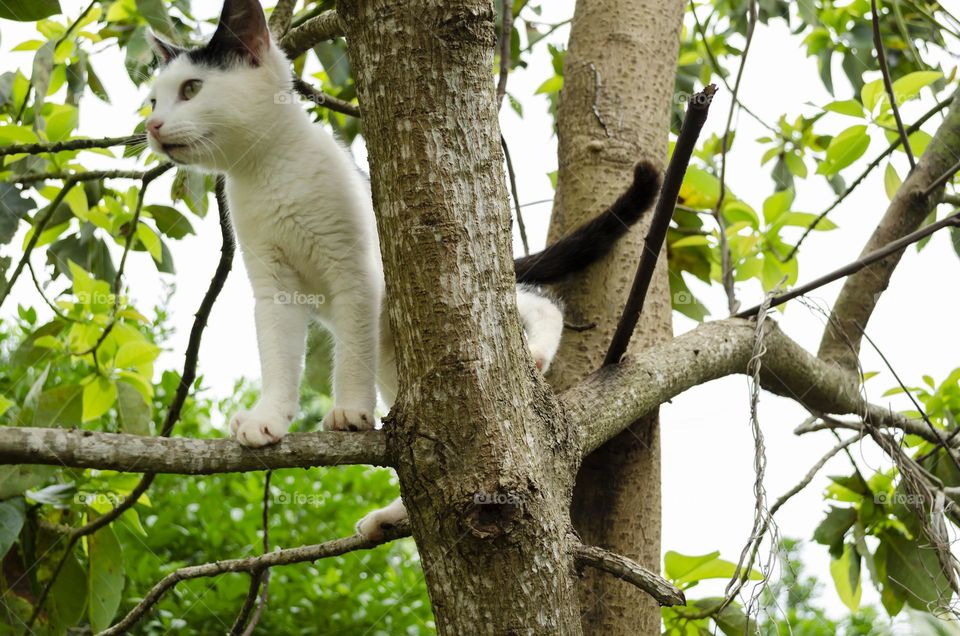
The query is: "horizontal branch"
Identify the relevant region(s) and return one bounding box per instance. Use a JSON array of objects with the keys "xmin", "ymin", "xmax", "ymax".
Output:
[
  {"xmin": 565, "ymin": 318, "xmax": 924, "ymax": 454},
  {"xmin": 573, "ymin": 544, "xmax": 685, "ymax": 607},
  {"xmin": 280, "ymin": 10, "xmax": 344, "ymax": 59},
  {"xmin": 0, "ymin": 134, "xmax": 144, "ymax": 157},
  {"xmin": 0, "ymin": 428, "xmax": 389, "ymax": 473},
  {"xmin": 100, "ymin": 521, "xmax": 410, "ymax": 636}
]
